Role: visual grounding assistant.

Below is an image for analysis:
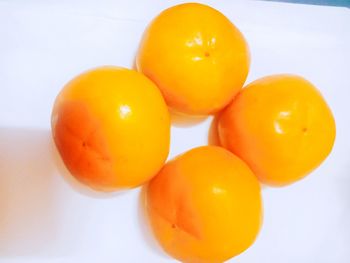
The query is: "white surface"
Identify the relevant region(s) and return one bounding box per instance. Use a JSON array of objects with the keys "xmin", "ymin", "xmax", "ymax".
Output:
[{"xmin": 0, "ymin": 0, "xmax": 349, "ymax": 262}]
